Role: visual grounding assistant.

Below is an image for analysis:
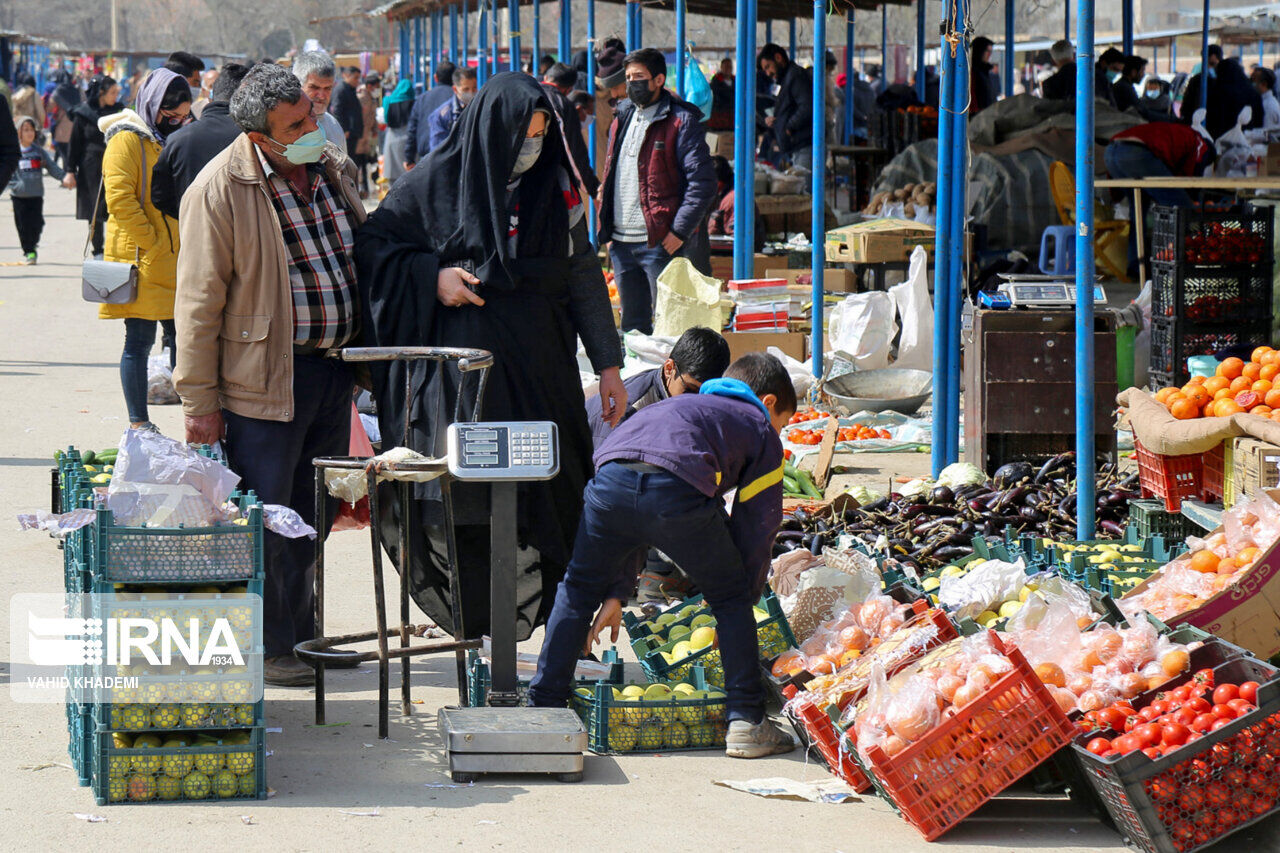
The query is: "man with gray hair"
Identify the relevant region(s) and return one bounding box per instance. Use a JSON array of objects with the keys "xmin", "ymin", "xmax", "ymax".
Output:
[
  {"xmin": 292, "ymin": 50, "xmax": 347, "ymax": 150},
  {"xmin": 173, "ymin": 62, "xmax": 366, "ymax": 687},
  {"xmin": 1042, "ymin": 39, "xmax": 1075, "ymax": 101}
]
